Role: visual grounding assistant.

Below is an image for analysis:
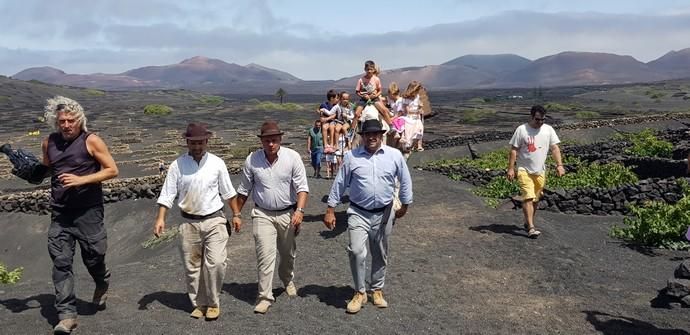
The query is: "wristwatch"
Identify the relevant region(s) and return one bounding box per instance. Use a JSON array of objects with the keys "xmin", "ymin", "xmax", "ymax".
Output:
[
  {"xmin": 295, "ymin": 207, "xmax": 305, "ymax": 213},
  {"xmin": 232, "ymin": 213, "xmax": 242, "ymax": 218}
]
